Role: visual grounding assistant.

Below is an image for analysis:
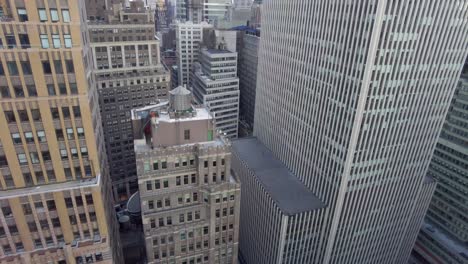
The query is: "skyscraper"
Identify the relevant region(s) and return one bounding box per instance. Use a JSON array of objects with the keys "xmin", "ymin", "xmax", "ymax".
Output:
[
  {"xmin": 89, "ymin": 1, "xmax": 170, "ymax": 202},
  {"xmin": 232, "ymin": 0, "xmax": 468, "ymax": 263},
  {"xmin": 176, "ymin": 0, "xmax": 232, "ymax": 24},
  {"xmin": 0, "ymin": 0, "xmax": 122, "ymax": 263},
  {"xmin": 236, "ymin": 27, "xmax": 260, "ymax": 135},
  {"xmin": 175, "ymin": 21, "xmax": 213, "ymax": 87},
  {"xmin": 412, "ymin": 60, "xmax": 468, "ymax": 263},
  {"xmin": 192, "ymin": 48, "xmax": 240, "ymax": 139},
  {"xmin": 132, "ymin": 87, "xmax": 241, "ymax": 264}
]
